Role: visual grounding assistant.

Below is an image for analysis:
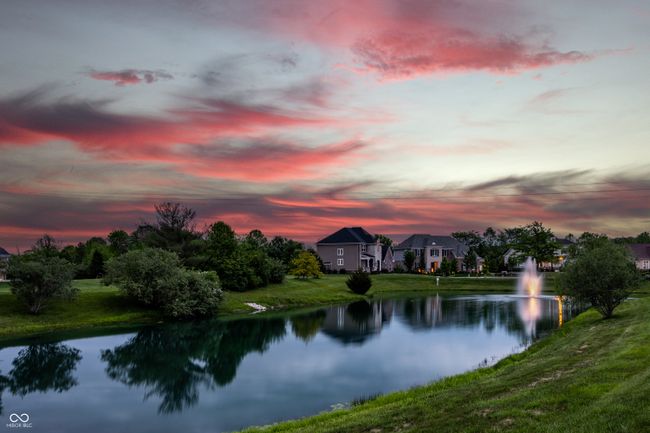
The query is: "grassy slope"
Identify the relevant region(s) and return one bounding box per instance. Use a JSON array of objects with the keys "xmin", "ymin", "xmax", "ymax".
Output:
[
  {"xmin": 241, "ymin": 293, "xmax": 650, "ymax": 433},
  {"xmin": 0, "ymin": 274, "xmax": 521, "ymax": 341}
]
